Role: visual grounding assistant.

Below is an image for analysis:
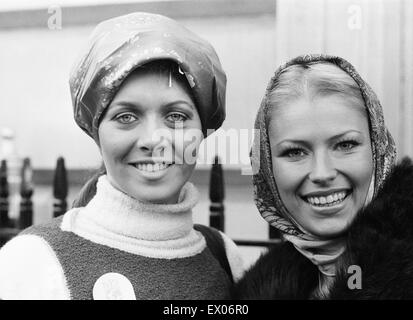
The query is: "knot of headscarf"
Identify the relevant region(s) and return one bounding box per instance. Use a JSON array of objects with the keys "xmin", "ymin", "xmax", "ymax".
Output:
[{"xmin": 251, "ymin": 54, "xmax": 397, "ymax": 277}]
